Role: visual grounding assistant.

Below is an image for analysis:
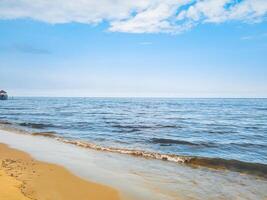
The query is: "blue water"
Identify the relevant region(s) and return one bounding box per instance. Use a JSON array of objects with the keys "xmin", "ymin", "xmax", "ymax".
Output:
[{"xmin": 0, "ymin": 97, "xmax": 267, "ymax": 164}]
